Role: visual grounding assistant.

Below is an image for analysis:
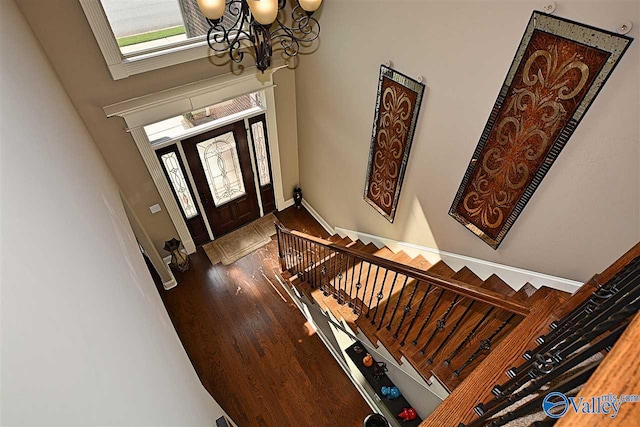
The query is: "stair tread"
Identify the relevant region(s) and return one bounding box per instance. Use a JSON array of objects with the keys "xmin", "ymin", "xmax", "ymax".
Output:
[
  {"xmin": 451, "ymin": 266, "xmax": 483, "ymax": 286},
  {"xmin": 335, "ymin": 236, "xmax": 353, "ymax": 247},
  {"xmin": 527, "ymin": 285, "xmax": 571, "ymax": 307},
  {"xmin": 346, "ymin": 241, "xmax": 367, "ymax": 251},
  {"xmin": 513, "ymin": 283, "xmax": 537, "ymax": 302},
  {"xmin": 373, "ymin": 246, "xmax": 395, "ymax": 259},
  {"xmin": 311, "ymin": 287, "xmax": 359, "ymax": 333},
  {"xmin": 408, "ymin": 254, "xmax": 433, "ymax": 271},
  {"xmin": 361, "ymin": 243, "xmax": 380, "ymax": 254},
  {"xmin": 481, "ymin": 274, "xmax": 515, "ymax": 296},
  {"xmin": 427, "ymin": 260, "xmax": 456, "ymax": 278},
  {"xmin": 390, "ymin": 251, "xmax": 412, "ymax": 264},
  {"xmin": 355, "ymin": 311, "xmax": 382, "ymax": 348}
]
